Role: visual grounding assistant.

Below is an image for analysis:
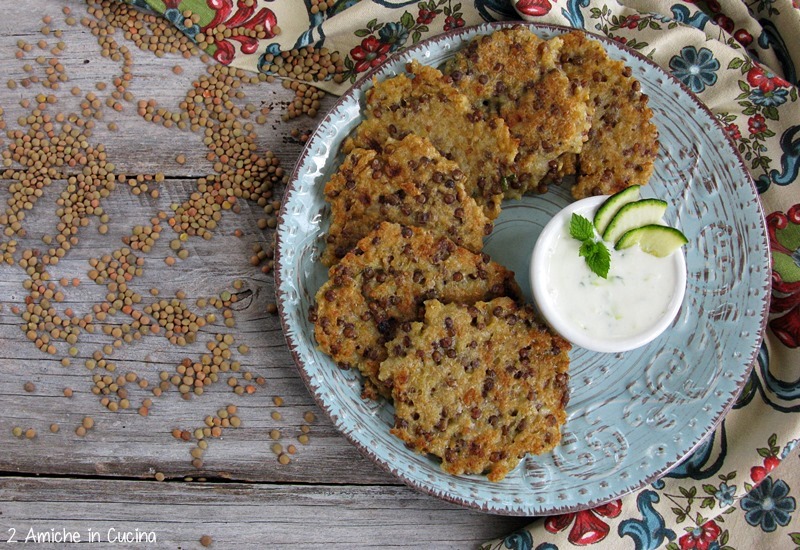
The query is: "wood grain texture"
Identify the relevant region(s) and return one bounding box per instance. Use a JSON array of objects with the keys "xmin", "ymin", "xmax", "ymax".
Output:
[
  {"xmin": 0, "ymin": 477, "xmax": 530, "ymax": 548},
  {"xmin": 0, "ymin": 0, "xmax": 395, "ymax": 485},
  {"xmin": 0, "ymin": 2, "xmax": 530, "ymax": 547}
]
